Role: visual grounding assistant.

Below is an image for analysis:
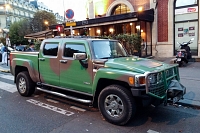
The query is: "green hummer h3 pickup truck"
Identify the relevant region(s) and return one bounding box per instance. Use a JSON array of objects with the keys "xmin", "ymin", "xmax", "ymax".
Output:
[{"xmin": 10, "ymin": 37, "xmax": 186, "ymax": 125}]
